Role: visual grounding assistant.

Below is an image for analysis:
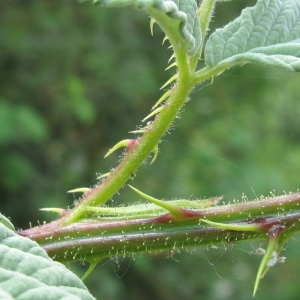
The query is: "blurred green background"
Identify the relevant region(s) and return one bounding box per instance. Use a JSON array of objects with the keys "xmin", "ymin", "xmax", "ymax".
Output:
[{"xmin": 1, "ymin": 0, "xmax": 300, "ymax": 299}]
